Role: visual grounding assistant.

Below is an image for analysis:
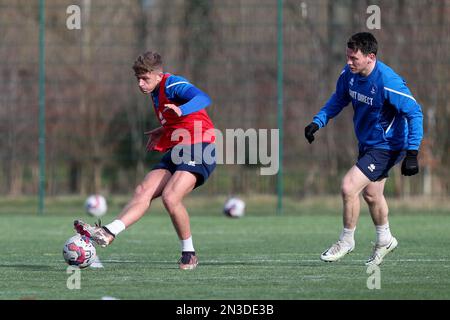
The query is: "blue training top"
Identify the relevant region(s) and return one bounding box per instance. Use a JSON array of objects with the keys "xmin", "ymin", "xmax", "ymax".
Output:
[
  {"xmin": 313, "ymin": 61, "xmax": 423, "ymax": 151},
  {"xmin": 151, "ymin": 74, "xmax": 211, "ymax": 116}
]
